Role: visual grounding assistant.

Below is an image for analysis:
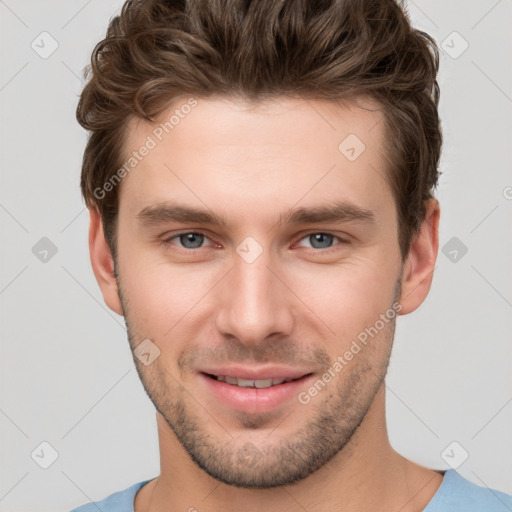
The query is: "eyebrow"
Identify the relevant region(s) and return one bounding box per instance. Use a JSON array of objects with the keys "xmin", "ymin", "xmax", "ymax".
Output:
[
  {"xmin": 281, "ymin": 201, "xmax": 376, "ymax": 226},
  {"xmin": 136, "ymin": 200, "xmax": 376, "ymax": 228},
  {"xmin": 137, "ymin": 203, "xmax": 228, "ymax": 227}
]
